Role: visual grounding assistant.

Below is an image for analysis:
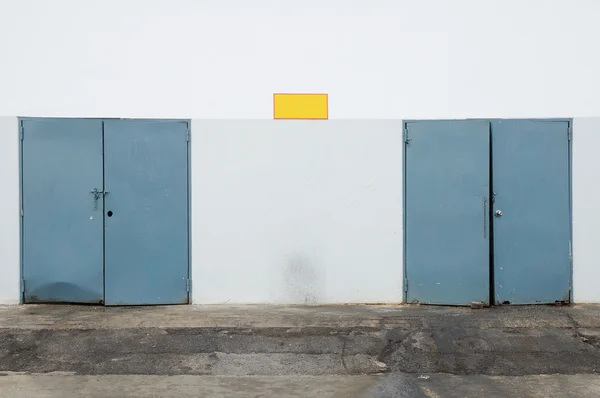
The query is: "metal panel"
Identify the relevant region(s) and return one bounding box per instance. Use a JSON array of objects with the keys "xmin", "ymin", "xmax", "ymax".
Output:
[
  {"xmin": 492, "ymin": 120, "xmax": 571, "ymax": 304},
  {"xmin": 21, "ymin": 119, "xmax": 104, "ymax": 303},
  {"xmin": 103, "ymin": 120, "xmax": 189, "ymax": 305},
  {"xmin": 405, "ymin": 120, "xmax": 490, "ymax": 305}
]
